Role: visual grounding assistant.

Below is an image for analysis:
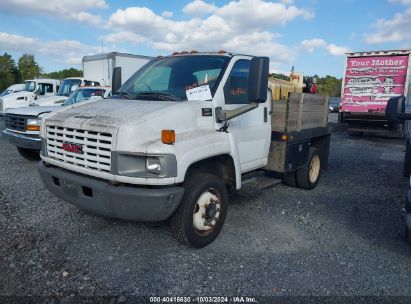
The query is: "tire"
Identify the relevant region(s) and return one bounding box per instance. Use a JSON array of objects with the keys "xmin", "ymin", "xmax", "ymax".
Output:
[
  {"xmin": 338, "ymin": 112, "xmax": 344, "ymax": 124},
  {"xmin": 283, "ymin": 171, "xmax": 297, "ymax": 187},
  {"xmin": 170, "ymin": 173, "xmax": 228, "ymax": 248},
  {"xmin": 296, "ymin": 147, "xmax": 321, "ymax": 190},
  {"xmin": 17, "ymin": 147, "xmax": 40, "ymax": 161},
  {"xmin": 403, "ymin": 141, "xmax": 411, "ymax": 177},
  {"xmin": 406, "ymin": 225, "xmax": 411, "ymax": 245}
]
